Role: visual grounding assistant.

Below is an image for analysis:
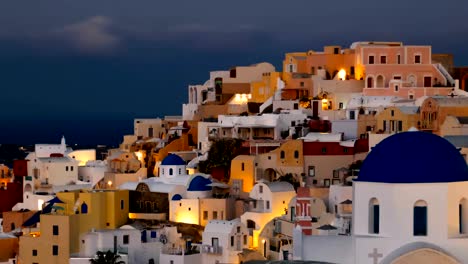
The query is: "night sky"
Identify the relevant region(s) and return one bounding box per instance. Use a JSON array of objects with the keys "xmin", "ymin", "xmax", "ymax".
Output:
[{"xmin": 1, "ymin": 0, "xmax": 467, "ymax": 145}]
